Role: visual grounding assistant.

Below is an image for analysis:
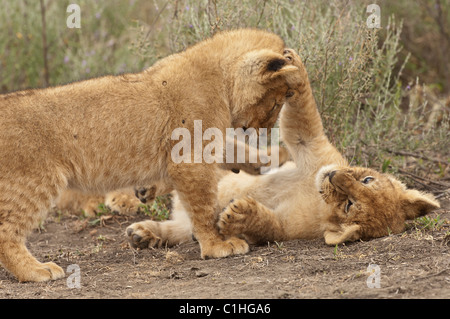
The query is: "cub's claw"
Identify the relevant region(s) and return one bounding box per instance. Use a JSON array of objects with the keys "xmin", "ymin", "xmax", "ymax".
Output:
[
  {"xmin": 126, "ymin": 222, "xmax": 163, "ymax": 249},
  {"xmin": 218, "ymin": 196, "xmax": 256, "ymax": 237},
  {"xmin": 134, "ymin": 186, "xmax": 157, "ymax": 204}
]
